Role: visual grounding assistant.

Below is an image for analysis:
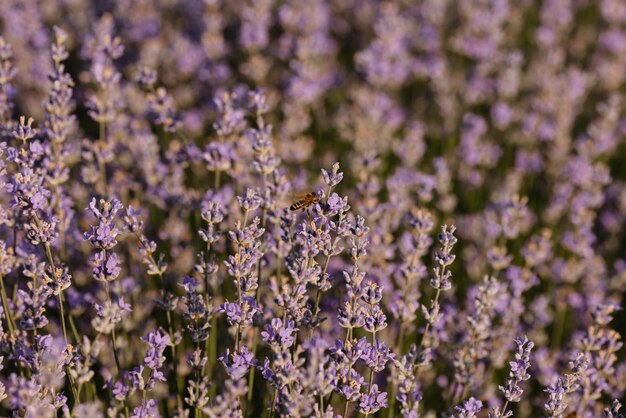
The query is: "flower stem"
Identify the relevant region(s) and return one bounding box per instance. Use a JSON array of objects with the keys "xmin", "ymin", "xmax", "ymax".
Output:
[
  {"xmin": 0, "ymin": 274, "xmax": 16, "ymax": 340},
  {"xmin": 61, "ymin": 292, "xmax": 81, "ymax": 342},
  {"xmin": 104, "ymin": 280, "xmax": 123, "ymax": 375},
  {"xmin": 500, "ymin": 400, "xmax": 509, "ymax": 418},
  {"xmin": 110, "ymin": 327, "xmax": 122, "ymax": 373},
  {"xmin": 247, "ymin": 329, "xmax": 259, "ymax": 405},
  {"xmin": 32, "ymin": 213, "xmax": 77, "ymax": 343},
  {"xmin": 57, "ymin": 293, "xmax": 69, "ymax": 343},
  {"xmin": 418, "ymin": 288, "xmax": 441, "ymax": 352},
  {"xmin": 309, "ymin": 254, "xmax": 331, "ymax": 340},
  {"xmin": 98, "ymin": 120, "xmax": 107, "ymax": 195},
  {"xmin": 195, "ymin": 341, "xmax": 203, "ymax": 418},
  {"xmin": 269, "ymin": 387, "xmax": 278, "ymax": 418}
]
